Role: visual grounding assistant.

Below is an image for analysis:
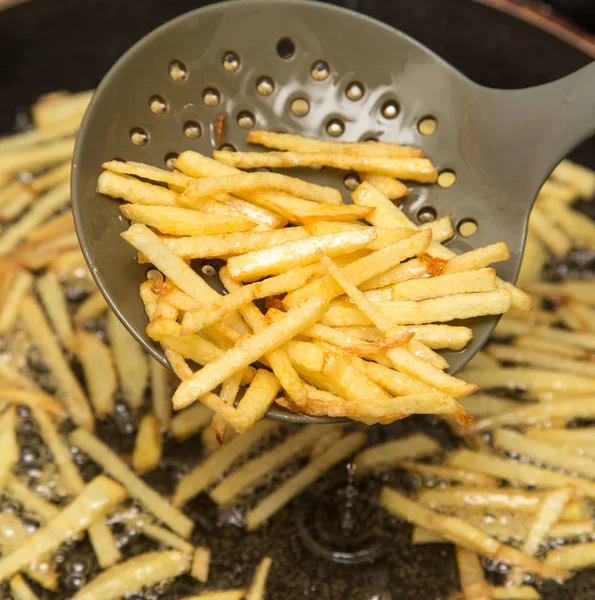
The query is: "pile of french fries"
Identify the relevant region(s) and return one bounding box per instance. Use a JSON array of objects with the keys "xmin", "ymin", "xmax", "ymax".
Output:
[
  {"xmin": 98, "ymin": 129, "xmax": 537, "ymax": 434},
  {"xmin": 1, "ymin": 88, "xmax": 595, "ymax": 600}
]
